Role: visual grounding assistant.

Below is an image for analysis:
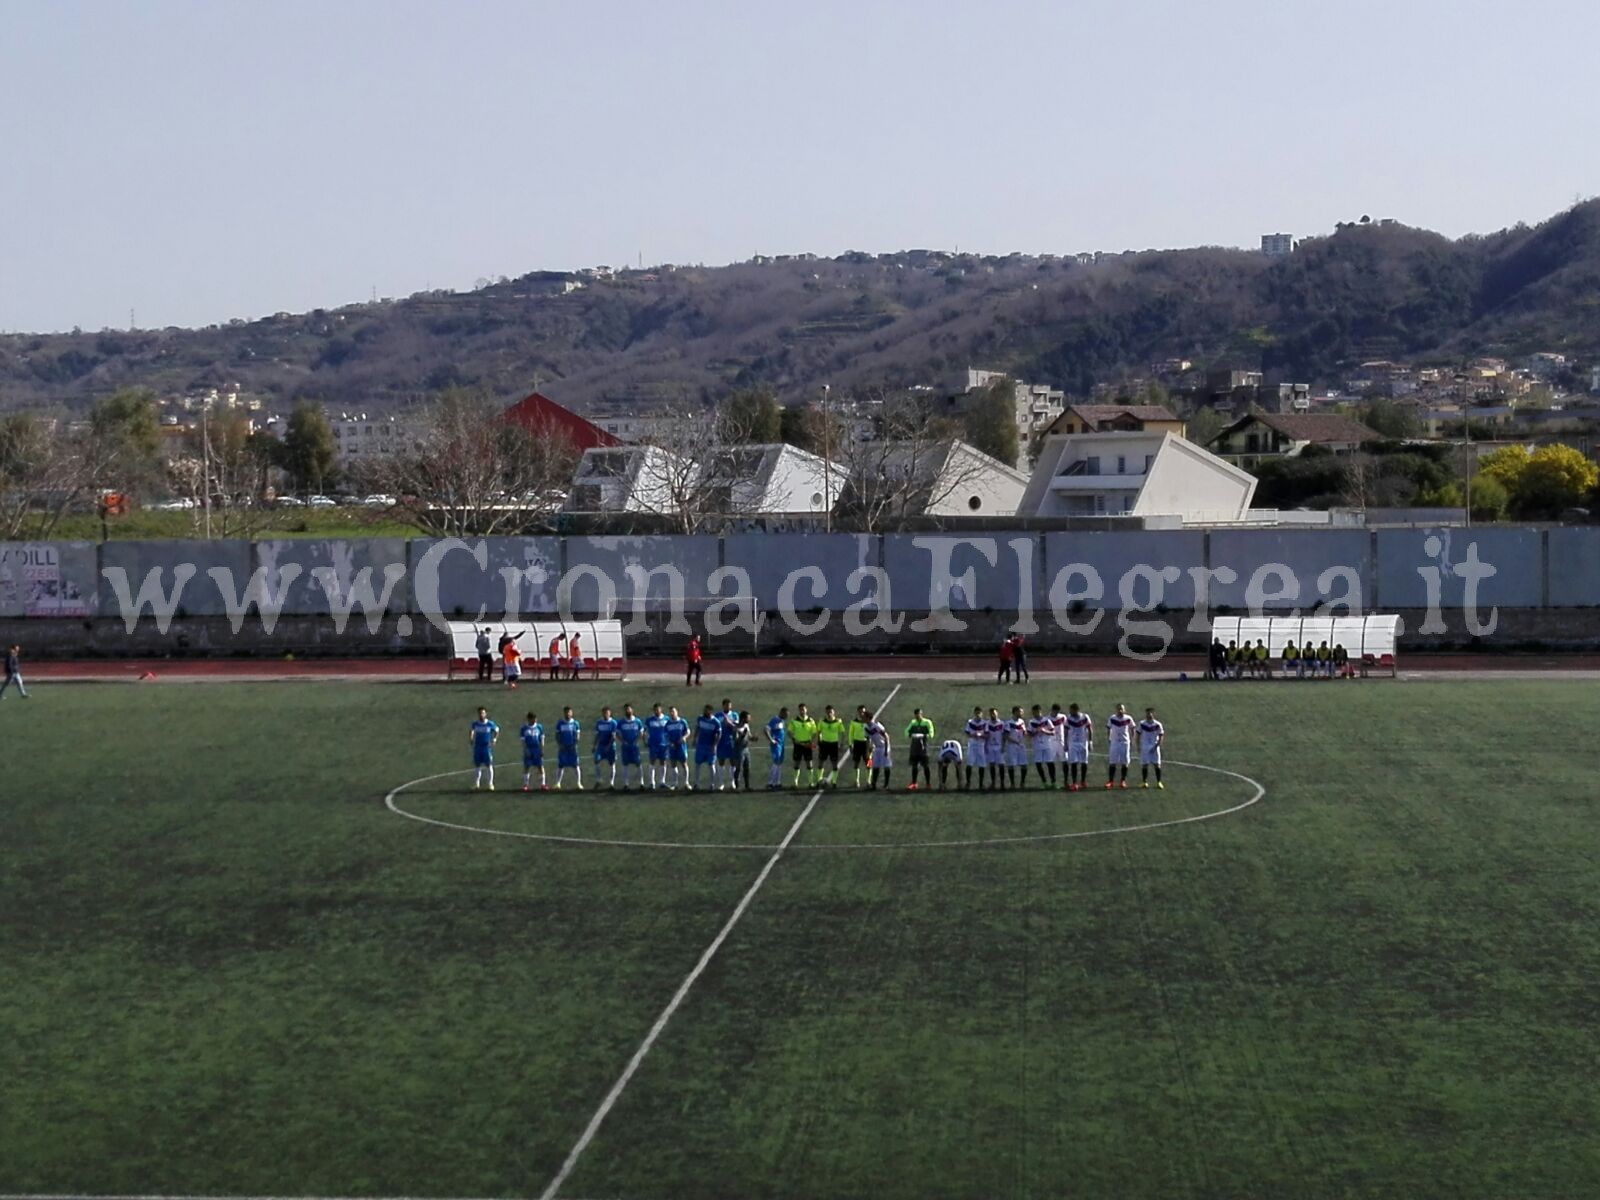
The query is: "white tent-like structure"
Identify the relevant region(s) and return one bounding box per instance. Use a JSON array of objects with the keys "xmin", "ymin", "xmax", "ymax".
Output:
[{"xmin": 1210, "ymin": 614, "xmax": 1400, "ymax": 677}]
